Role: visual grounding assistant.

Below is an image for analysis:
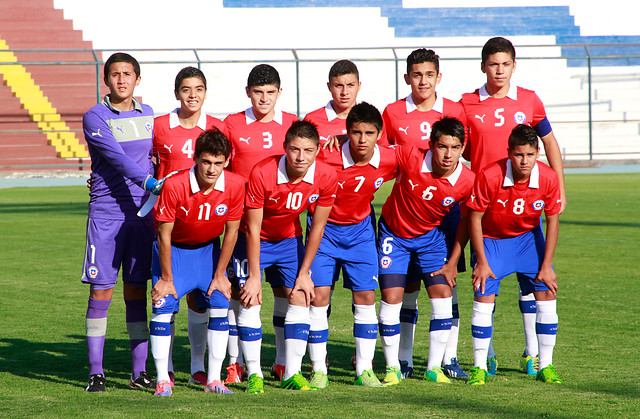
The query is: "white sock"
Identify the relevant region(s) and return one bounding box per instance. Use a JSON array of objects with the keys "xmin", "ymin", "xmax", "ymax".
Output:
[
  {"xmin": 520, "ymin": 290, "xmax": 539, "ymax": 357},
  {"xmin": 443, "ymin": 285, "xmax": 460, "ymax": 364},
  {"xmin": 227, "ymin": 299, "xmax": 244, "ymax": 366},
  {"xmin": 284, "ymin": 304, "xmax": 310, "ymax": 381},
  {"xmin": 378, "ymin": 301, "xmax": 402, "ymax": 369},
  {"xmin": 399, "ymin": 290, "xmax": 419, "ymax": 367},
  {"xmin": 150, "ymin": 313, "xmax": 173, "ymax": 382},
  {"xmin": 353, "ymin": 303, "xmax": 378, "ymax": 376},
  {"xmin": 237, "ymin": 304, "xmax": 263, "ymax": 378},
  {"xmin": 273, "ymin": 296, "xmax": 287, "ymax": 366},
  {"xmin": 471, "ymin": 301, "xmax": 494, "ymax": 370},
  {"xmin": 168, "ymin": 313, "xmax": 175, "ymax": 373},
  {"xmin": 487, "ymin": 305, "xmax": 496, "ymax": 359},
  {"xmin": 308, "ymin": 304, "xmax": 329, "ymax": 373},
  {"xmin": 207, "ymin": 308, "xmax": 229, "ymax": 383},
  {"xmin": 426, "ymin": 297, "xmax": 453, "ymax": 371},
  {"xmin": 188, "ymin": 308, "xmax": 209, "ymax": 374},
  {"xmin": 536, "ymin": 299, "xmax": 558, "ymax": 370}
]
